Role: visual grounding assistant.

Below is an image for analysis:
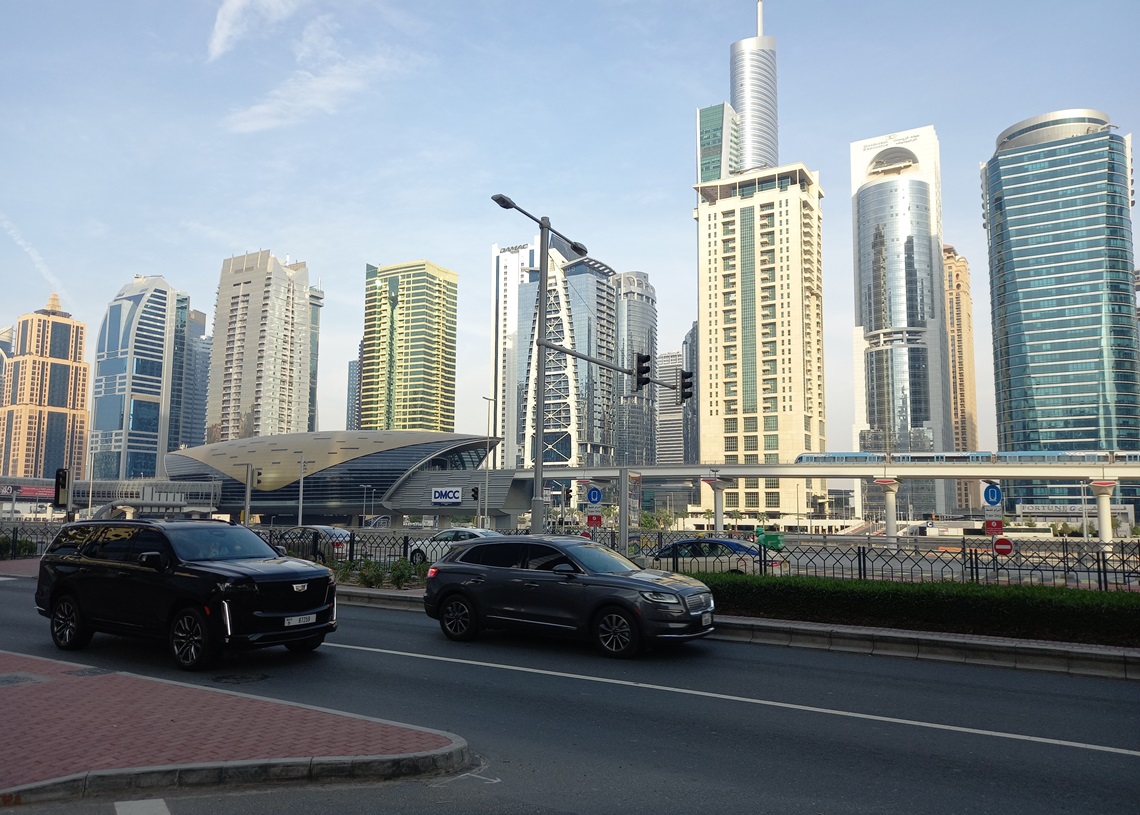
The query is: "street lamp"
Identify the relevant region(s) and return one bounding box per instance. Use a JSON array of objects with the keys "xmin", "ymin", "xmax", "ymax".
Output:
[
  {"xmin": 296, "ymin": 456, "xmax": 315, "ymax": 526},
  {"xmin": 492, "ymin": 194, "xmax": 587, "ymax": 534},
  {"xmin": 358, "ymin": 483, "xmax": 372, "ymax": 527},
  {"xmin": 482, "ymin": 395, "xmax": 495, "ymax": 529}
]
